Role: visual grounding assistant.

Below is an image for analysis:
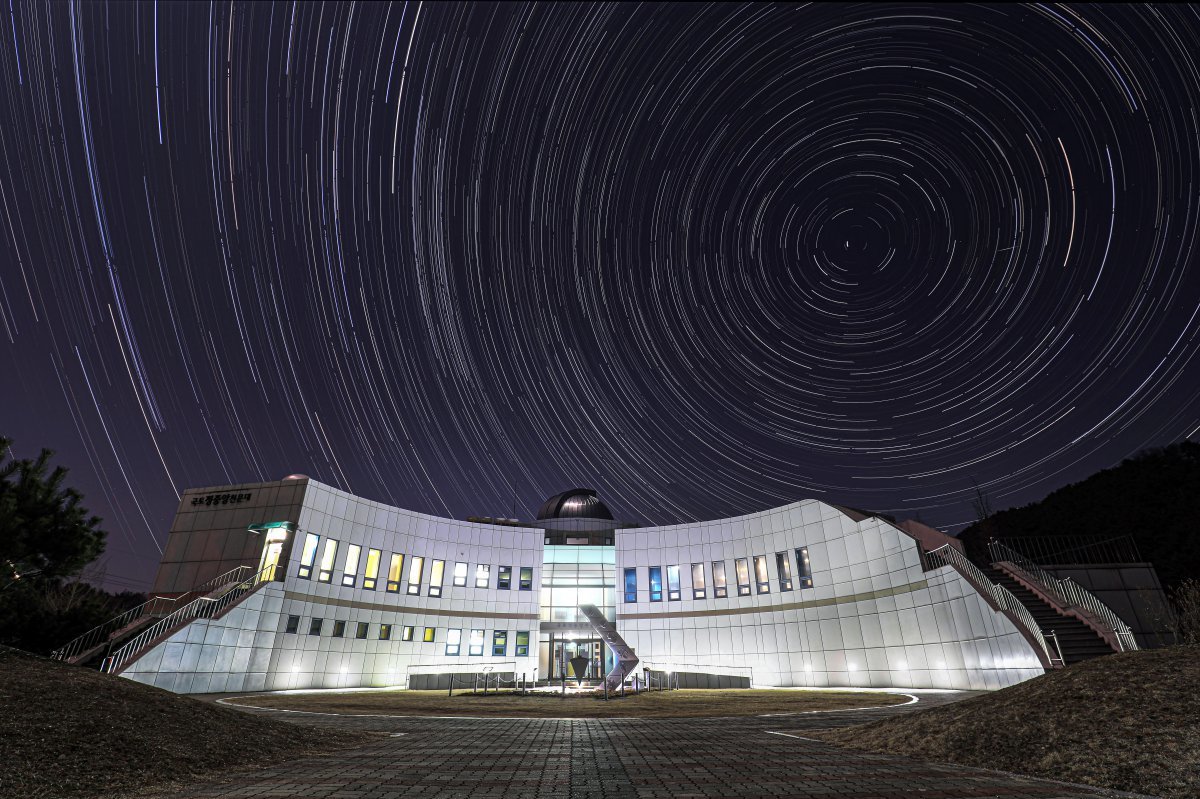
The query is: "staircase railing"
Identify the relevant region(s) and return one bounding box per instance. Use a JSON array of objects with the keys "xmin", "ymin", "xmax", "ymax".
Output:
[
  {"xmin": 101, "ymin": 563, "xmax": 279, "ymax": 675},
  {"xmin": 52, "ymin": 564, "xmax": 256, "ymax": 663},
  {"xmin": 988, "ymin": 539, "xmax": 1138, "ymax": 652},
  {"xmin": 925, "ymin": 544, "xmax": 1054, "ymax": 666},
  {"xmin": 578, "ymin": 604, "xmax": 640, "ymax": 692}
]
